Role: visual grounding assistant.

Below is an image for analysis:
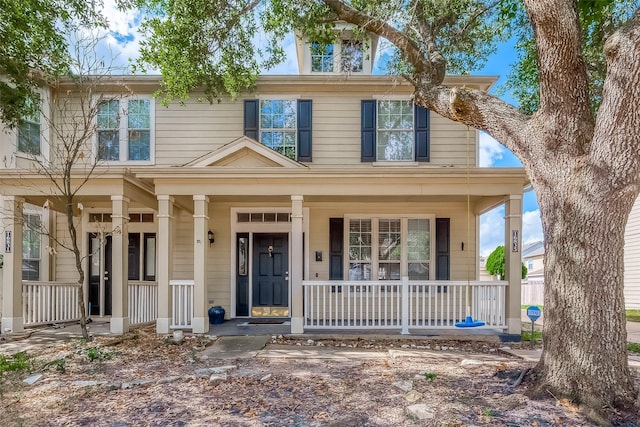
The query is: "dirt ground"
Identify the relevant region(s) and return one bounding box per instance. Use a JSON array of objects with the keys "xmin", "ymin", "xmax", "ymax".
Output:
[{"xmin": 1, "ymin": 326, "xmax": 639, "ymax": 427}]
